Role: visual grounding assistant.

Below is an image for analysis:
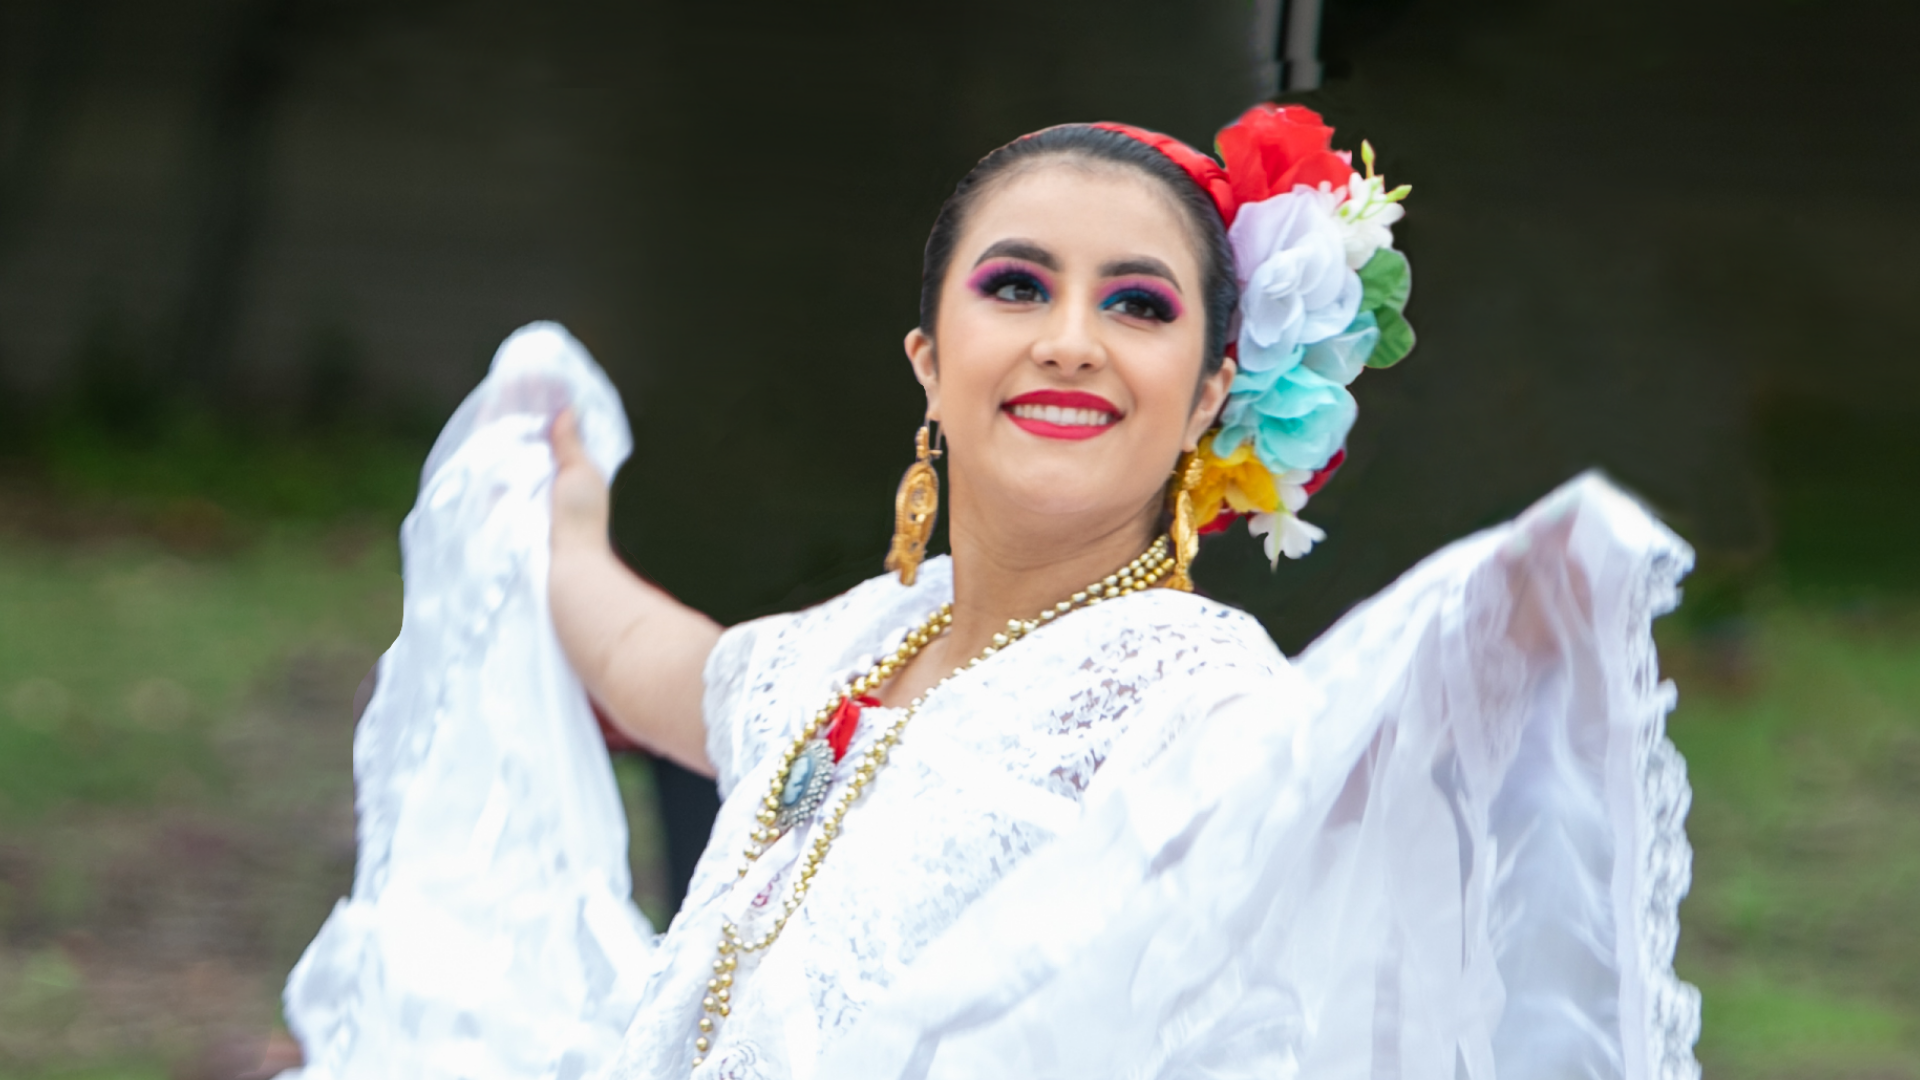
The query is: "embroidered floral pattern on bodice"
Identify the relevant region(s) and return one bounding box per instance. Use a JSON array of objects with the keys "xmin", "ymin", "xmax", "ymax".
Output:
[{"xmin": 603, "ymin": 556, "xmax": 1286, "ymax": 1079}]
